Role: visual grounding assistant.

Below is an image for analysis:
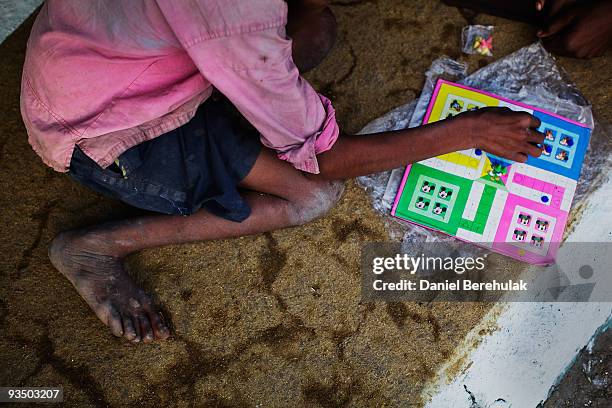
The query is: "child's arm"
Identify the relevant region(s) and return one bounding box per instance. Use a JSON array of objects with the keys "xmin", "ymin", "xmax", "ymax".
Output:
[{"xmin": 310, "ymin": 107, "xmax": 544, "ymax": 181}]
